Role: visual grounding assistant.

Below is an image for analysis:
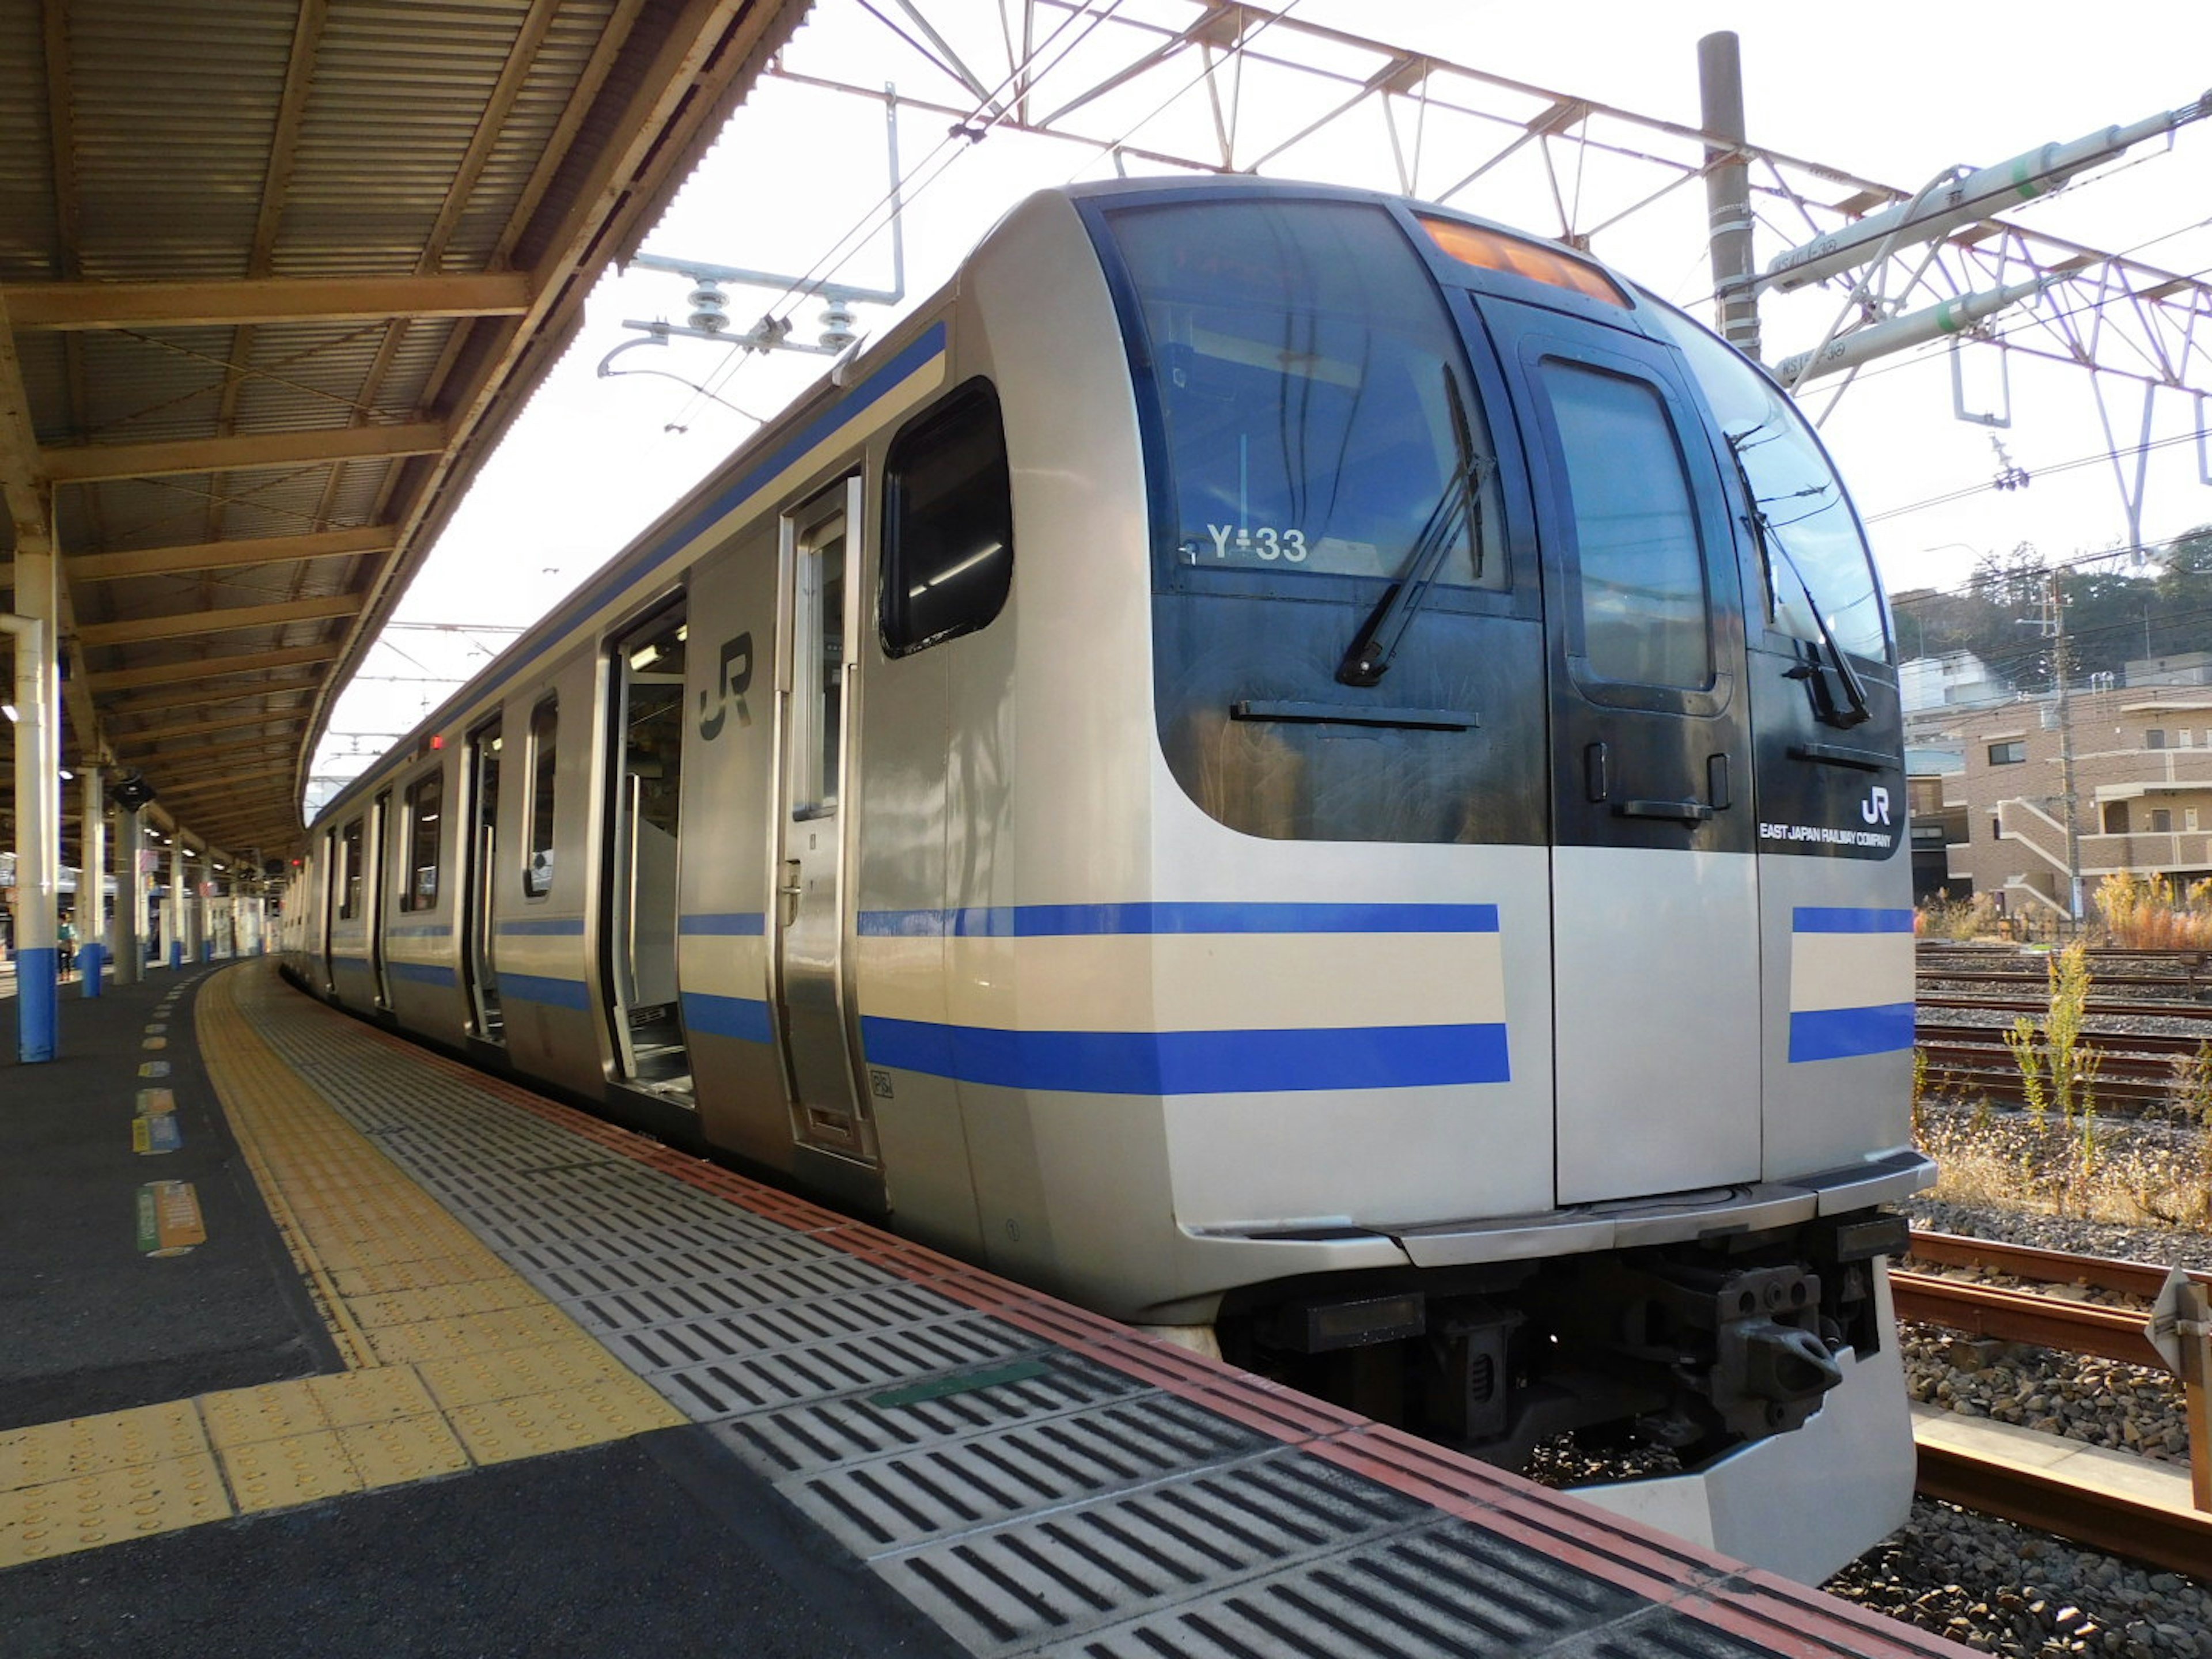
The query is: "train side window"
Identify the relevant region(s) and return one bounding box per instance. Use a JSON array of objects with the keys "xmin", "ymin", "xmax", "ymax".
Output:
[
  {"xmin": 1645, "ymin": 304, "xmax": 1888, "ymax": 662},
  {"xmin": 338, "ymin": 818, "xmax": 363, "ymax": 920},
  {"xmin": 881, "ymin": 381, "xmax": 1013, "ymax": 657},
  {"xmin": 402, "ymin": 769, "xmax": 442, "ymax": 910},
  {"xmin": 1540, "ymin": 361, "xmax": 1713, "ymax": 691},
  {"xmin": 525, "ymin": 696, "xmax": 558, "ymax": 897}
]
